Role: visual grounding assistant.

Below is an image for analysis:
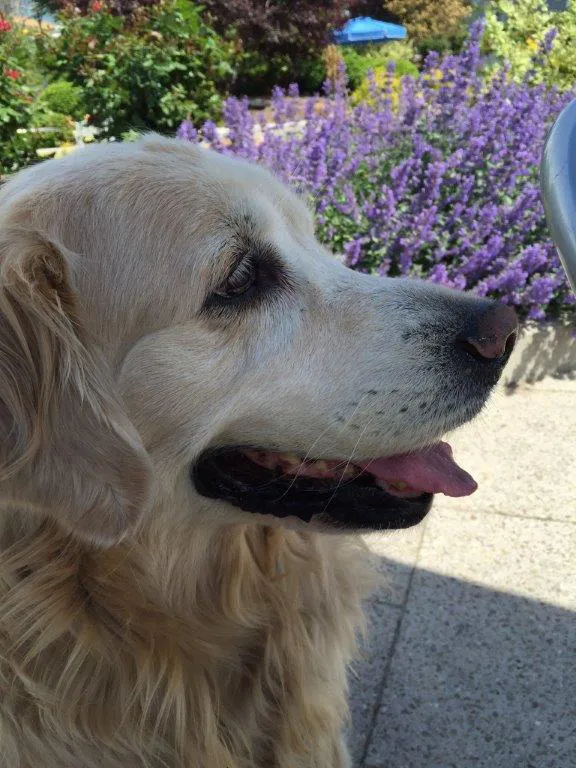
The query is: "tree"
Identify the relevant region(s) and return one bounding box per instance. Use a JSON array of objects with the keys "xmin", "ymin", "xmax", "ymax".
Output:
[
  {"xmin": 383, "ymin": 0, "xmax": 472, "ymax": 42},
  {"xmin": 201, "ymin": 0, "xmax": 356, "ymax": 61},
  {"xmin": 345, "ymin": 0, "xmax": 400, "ymax": 22}
]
